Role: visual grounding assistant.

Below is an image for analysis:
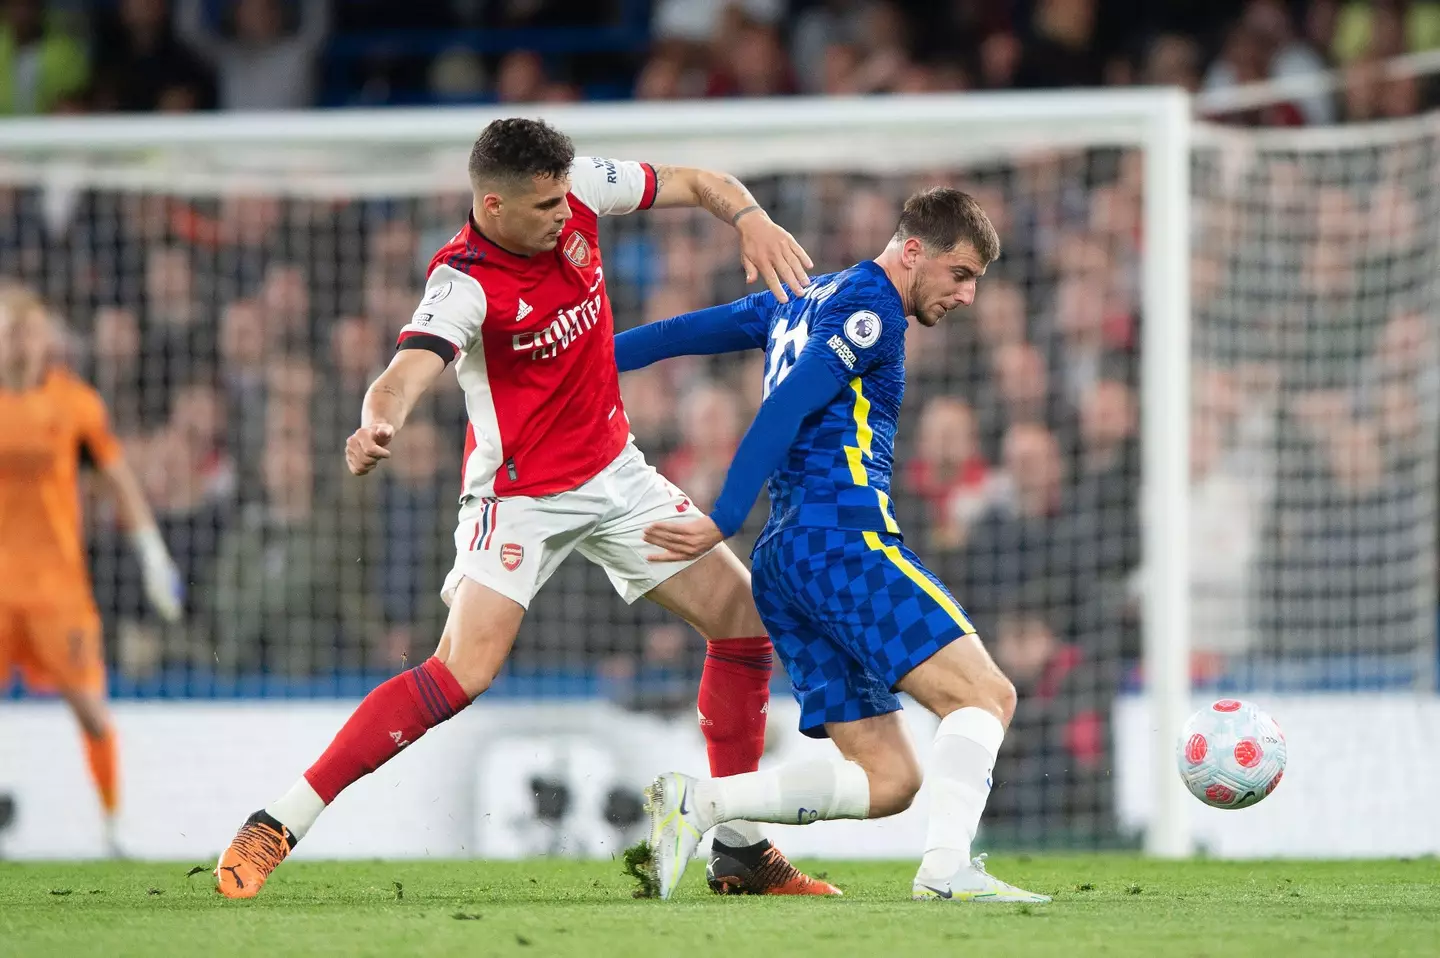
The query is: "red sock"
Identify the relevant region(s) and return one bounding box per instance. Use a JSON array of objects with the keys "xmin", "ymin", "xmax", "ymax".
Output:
[
  {"xmin": 698, "ymin": 637, "xmax": 773, "ymax": 777},
  {"xmin": 304, "ymin": 656, "xmax": 471, "ymax": 804}
]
